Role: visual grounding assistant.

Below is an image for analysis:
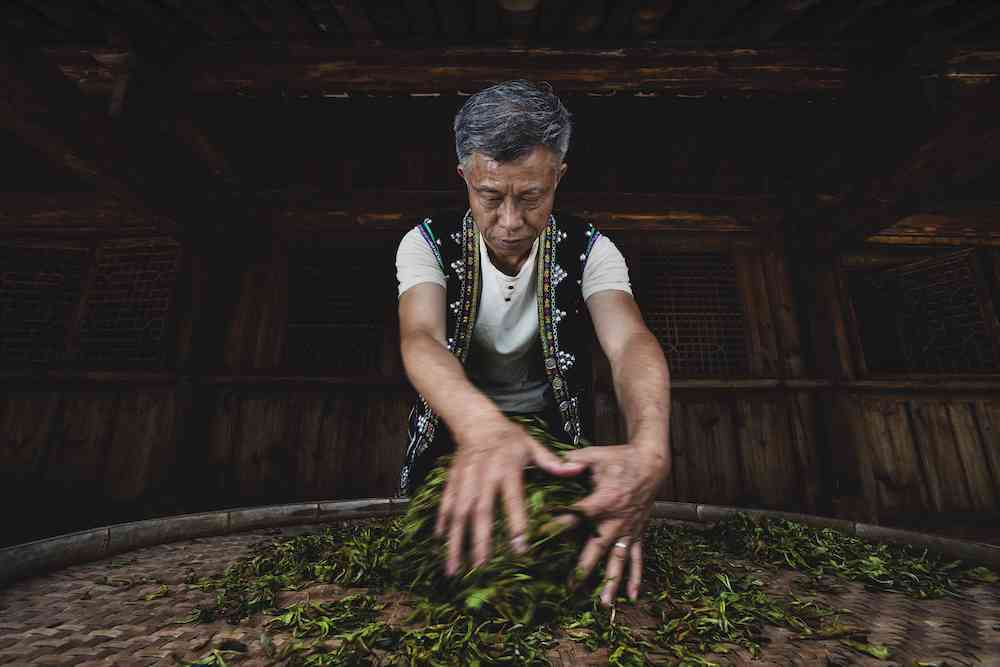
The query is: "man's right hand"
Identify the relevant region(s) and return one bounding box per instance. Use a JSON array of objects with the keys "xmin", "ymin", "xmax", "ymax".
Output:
[{"xmin": 433, "ymin": 415, "xmax": 586, "ymax": 576}]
